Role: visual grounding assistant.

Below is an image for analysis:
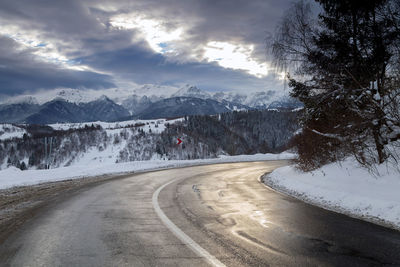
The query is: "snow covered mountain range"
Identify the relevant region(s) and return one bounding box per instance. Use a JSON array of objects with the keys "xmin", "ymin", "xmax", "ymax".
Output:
[{"xmin": 0, "ymin": 85, "xmax": 302, "ymax": 124}]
